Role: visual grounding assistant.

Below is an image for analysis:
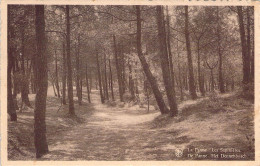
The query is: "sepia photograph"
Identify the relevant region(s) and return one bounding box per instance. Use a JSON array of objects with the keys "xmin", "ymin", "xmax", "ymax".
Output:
[{"xmin": 5, "ymin": 4, "xmax": 255, "ymax": 162}]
